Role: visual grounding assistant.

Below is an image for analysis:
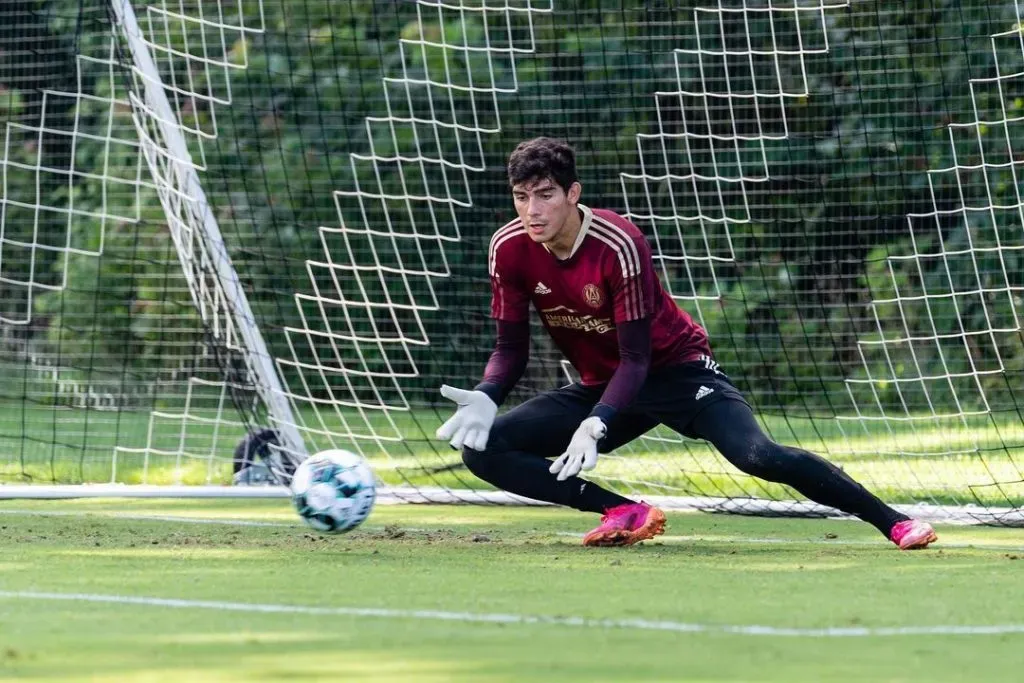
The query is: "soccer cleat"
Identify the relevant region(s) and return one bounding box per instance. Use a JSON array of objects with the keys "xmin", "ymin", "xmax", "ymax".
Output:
[
  {"xmin": 582, "ymin": 502, "xmax": 666, "ymax": 547},
  {"xmin": 889, "ymin": 519, "xmax": 937, "ymax": 550}
]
